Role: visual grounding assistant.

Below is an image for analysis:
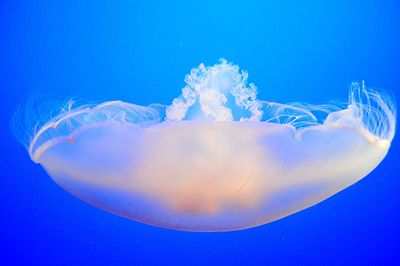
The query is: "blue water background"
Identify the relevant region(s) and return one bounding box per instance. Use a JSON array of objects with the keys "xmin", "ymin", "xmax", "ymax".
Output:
[{"xmin": 1, "ymin": 1, "xmax": 399, "ymax": 265}]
